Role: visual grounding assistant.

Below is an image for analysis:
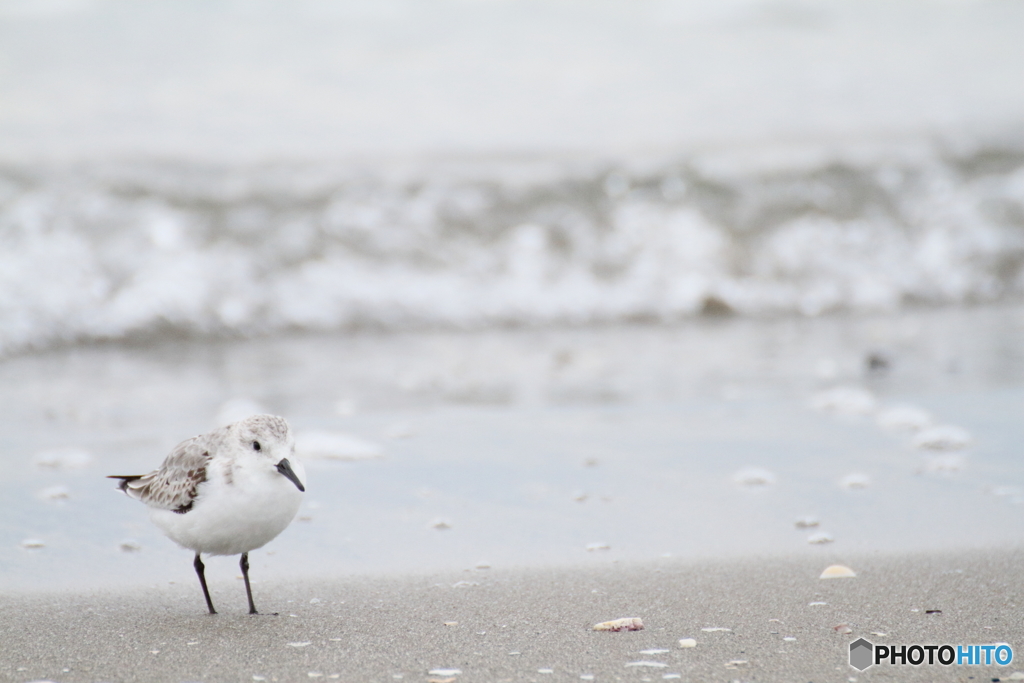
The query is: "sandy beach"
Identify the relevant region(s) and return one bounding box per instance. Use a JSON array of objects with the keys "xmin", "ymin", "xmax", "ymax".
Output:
[{"xmin": 3, "ymin": 549, "xmax": 1023, "ymax": 683}]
